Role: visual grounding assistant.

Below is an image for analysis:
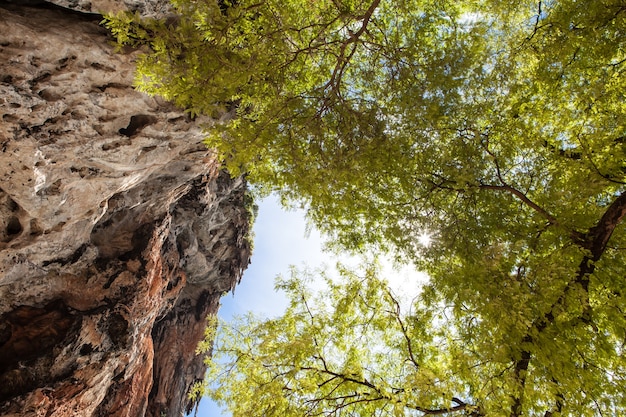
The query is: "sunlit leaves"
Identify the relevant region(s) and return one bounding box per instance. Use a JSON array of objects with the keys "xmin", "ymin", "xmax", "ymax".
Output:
[
  {"xmin": 202, "ymin": 265, "xmax": 465, "ymax": 416},
  {"xmin": 201, "ymin": 260, "xmax": 626, "ymax": 416}
]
